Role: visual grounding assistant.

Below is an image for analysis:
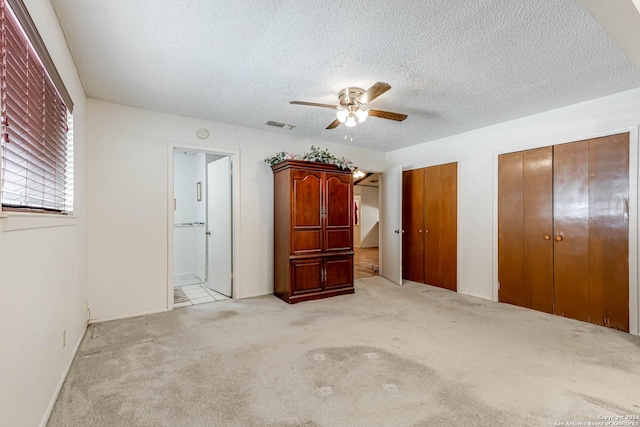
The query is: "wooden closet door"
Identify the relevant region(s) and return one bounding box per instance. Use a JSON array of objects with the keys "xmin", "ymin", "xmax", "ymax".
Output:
[
  {"xmin": 324, "ymin": 172, "xmax": 352, "ymax": 252},
  {"xmin": 498, "ymin": 152, "xmax": 525, "ymax": 306},
  {"xmin": 523, "ymin": 148, "xmax": 554, "ymax": 313},
  {"xmin": 554, "ymin": 140, "xmax": 591, "ymax": 323},
  {"xmin": 424, "ymin": 165, "xmax": 442, "ymax": 287},
  {"xmin": 424, "ymin": 162, "xmax": 457, "ymax": 291},
  {"xmin": 402, "ymin": 169, "xmax": 425, "ymax": 282},
  {"xmin": 587, "ymin": 134, "xmax": 629, "ymax": 331},
  {"xmin": 439, "ymin": 162, "xmax": 457, "ymax": 290}
]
